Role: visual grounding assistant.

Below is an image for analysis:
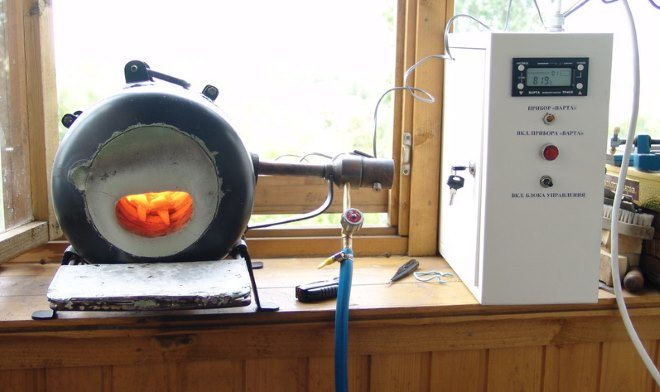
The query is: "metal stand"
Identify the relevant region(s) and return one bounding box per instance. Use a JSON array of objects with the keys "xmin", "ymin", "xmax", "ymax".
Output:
[
  {"xmin": 230, "ymin": 240, "xmax": 279, "ymax": 312},
  {"xmin": 61, "ymin": 245, "xmax": 84, "ymax": 265},
  {"xmin": 31, "ymin": 309, "xmax": 57, "ymax": 320},
  {"xmin": 32, "ymin": 245, "xmax": 85, "ymax": 318},
  {"xmin": 31, "ymin": 242, "xmax": 277, "ymax": 320}
]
